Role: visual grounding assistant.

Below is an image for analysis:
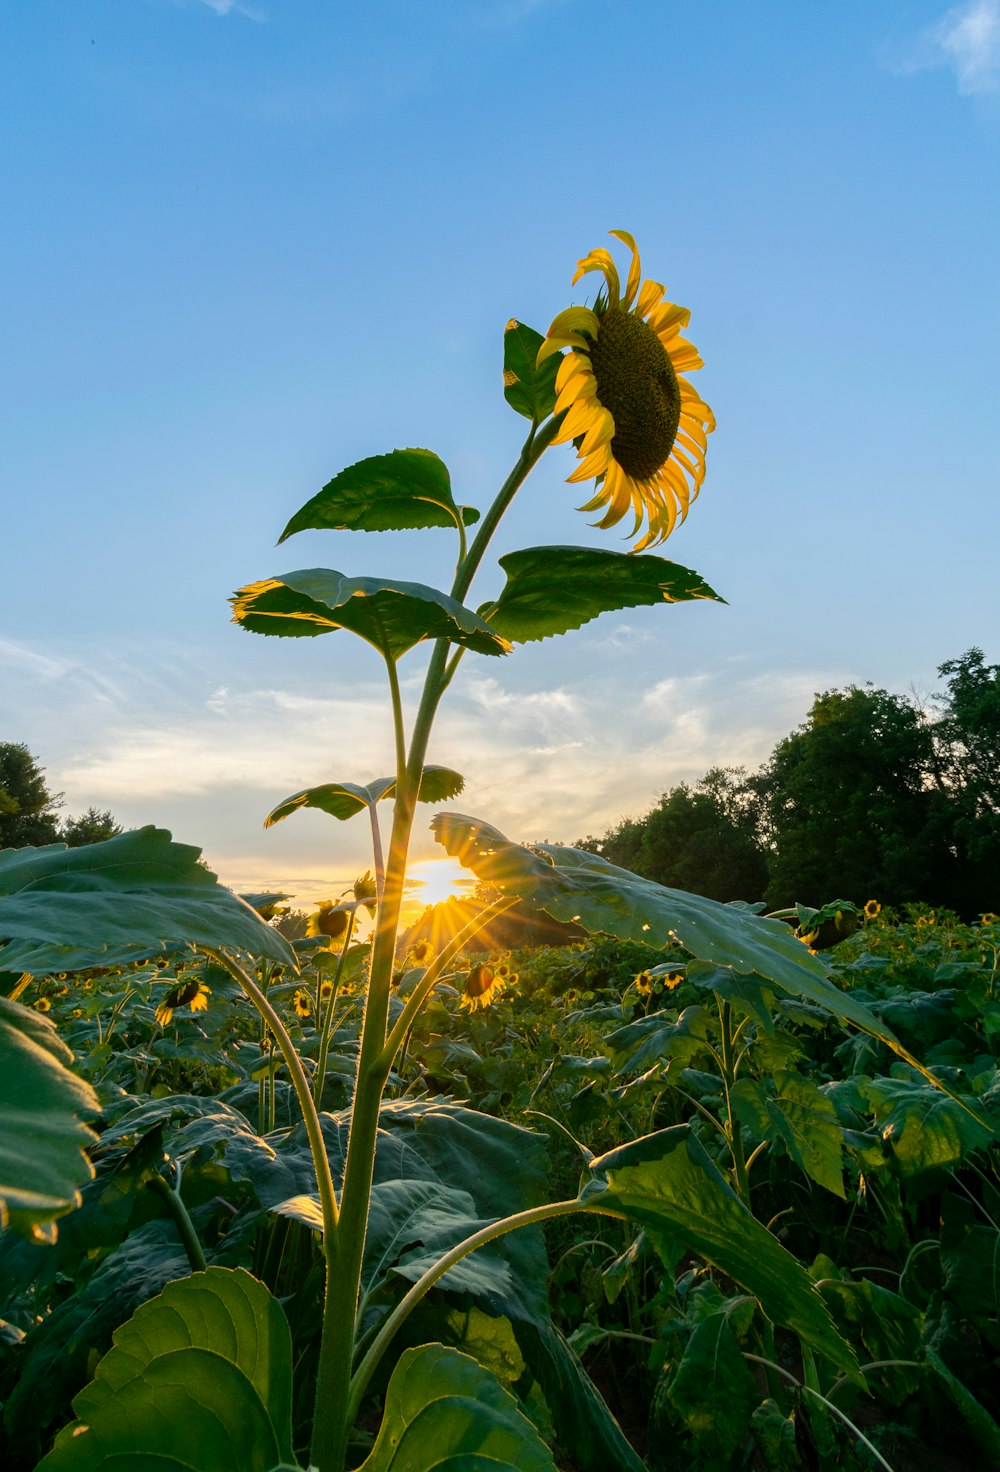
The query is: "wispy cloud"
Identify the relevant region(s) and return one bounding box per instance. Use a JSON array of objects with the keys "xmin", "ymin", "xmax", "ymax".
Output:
[
  {"xmin": 890, "ymin": 0, "xmax": 1000, "ymax": 95},
  {"xmin": 171, "ymin": 0, "xmax": 265, "ymax": 21}
]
